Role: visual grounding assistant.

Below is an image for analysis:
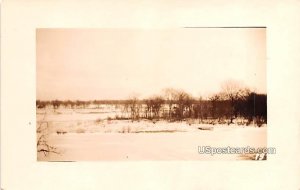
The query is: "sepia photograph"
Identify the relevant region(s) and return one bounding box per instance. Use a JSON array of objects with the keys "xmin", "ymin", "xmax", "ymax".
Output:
[
  {"xmin": 2, "ymin": 0, "xmax": 300, "ymax": 189},
  {"xmin": 36, "ymin": 28, "xmax": 267, "ymax": 161}
]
